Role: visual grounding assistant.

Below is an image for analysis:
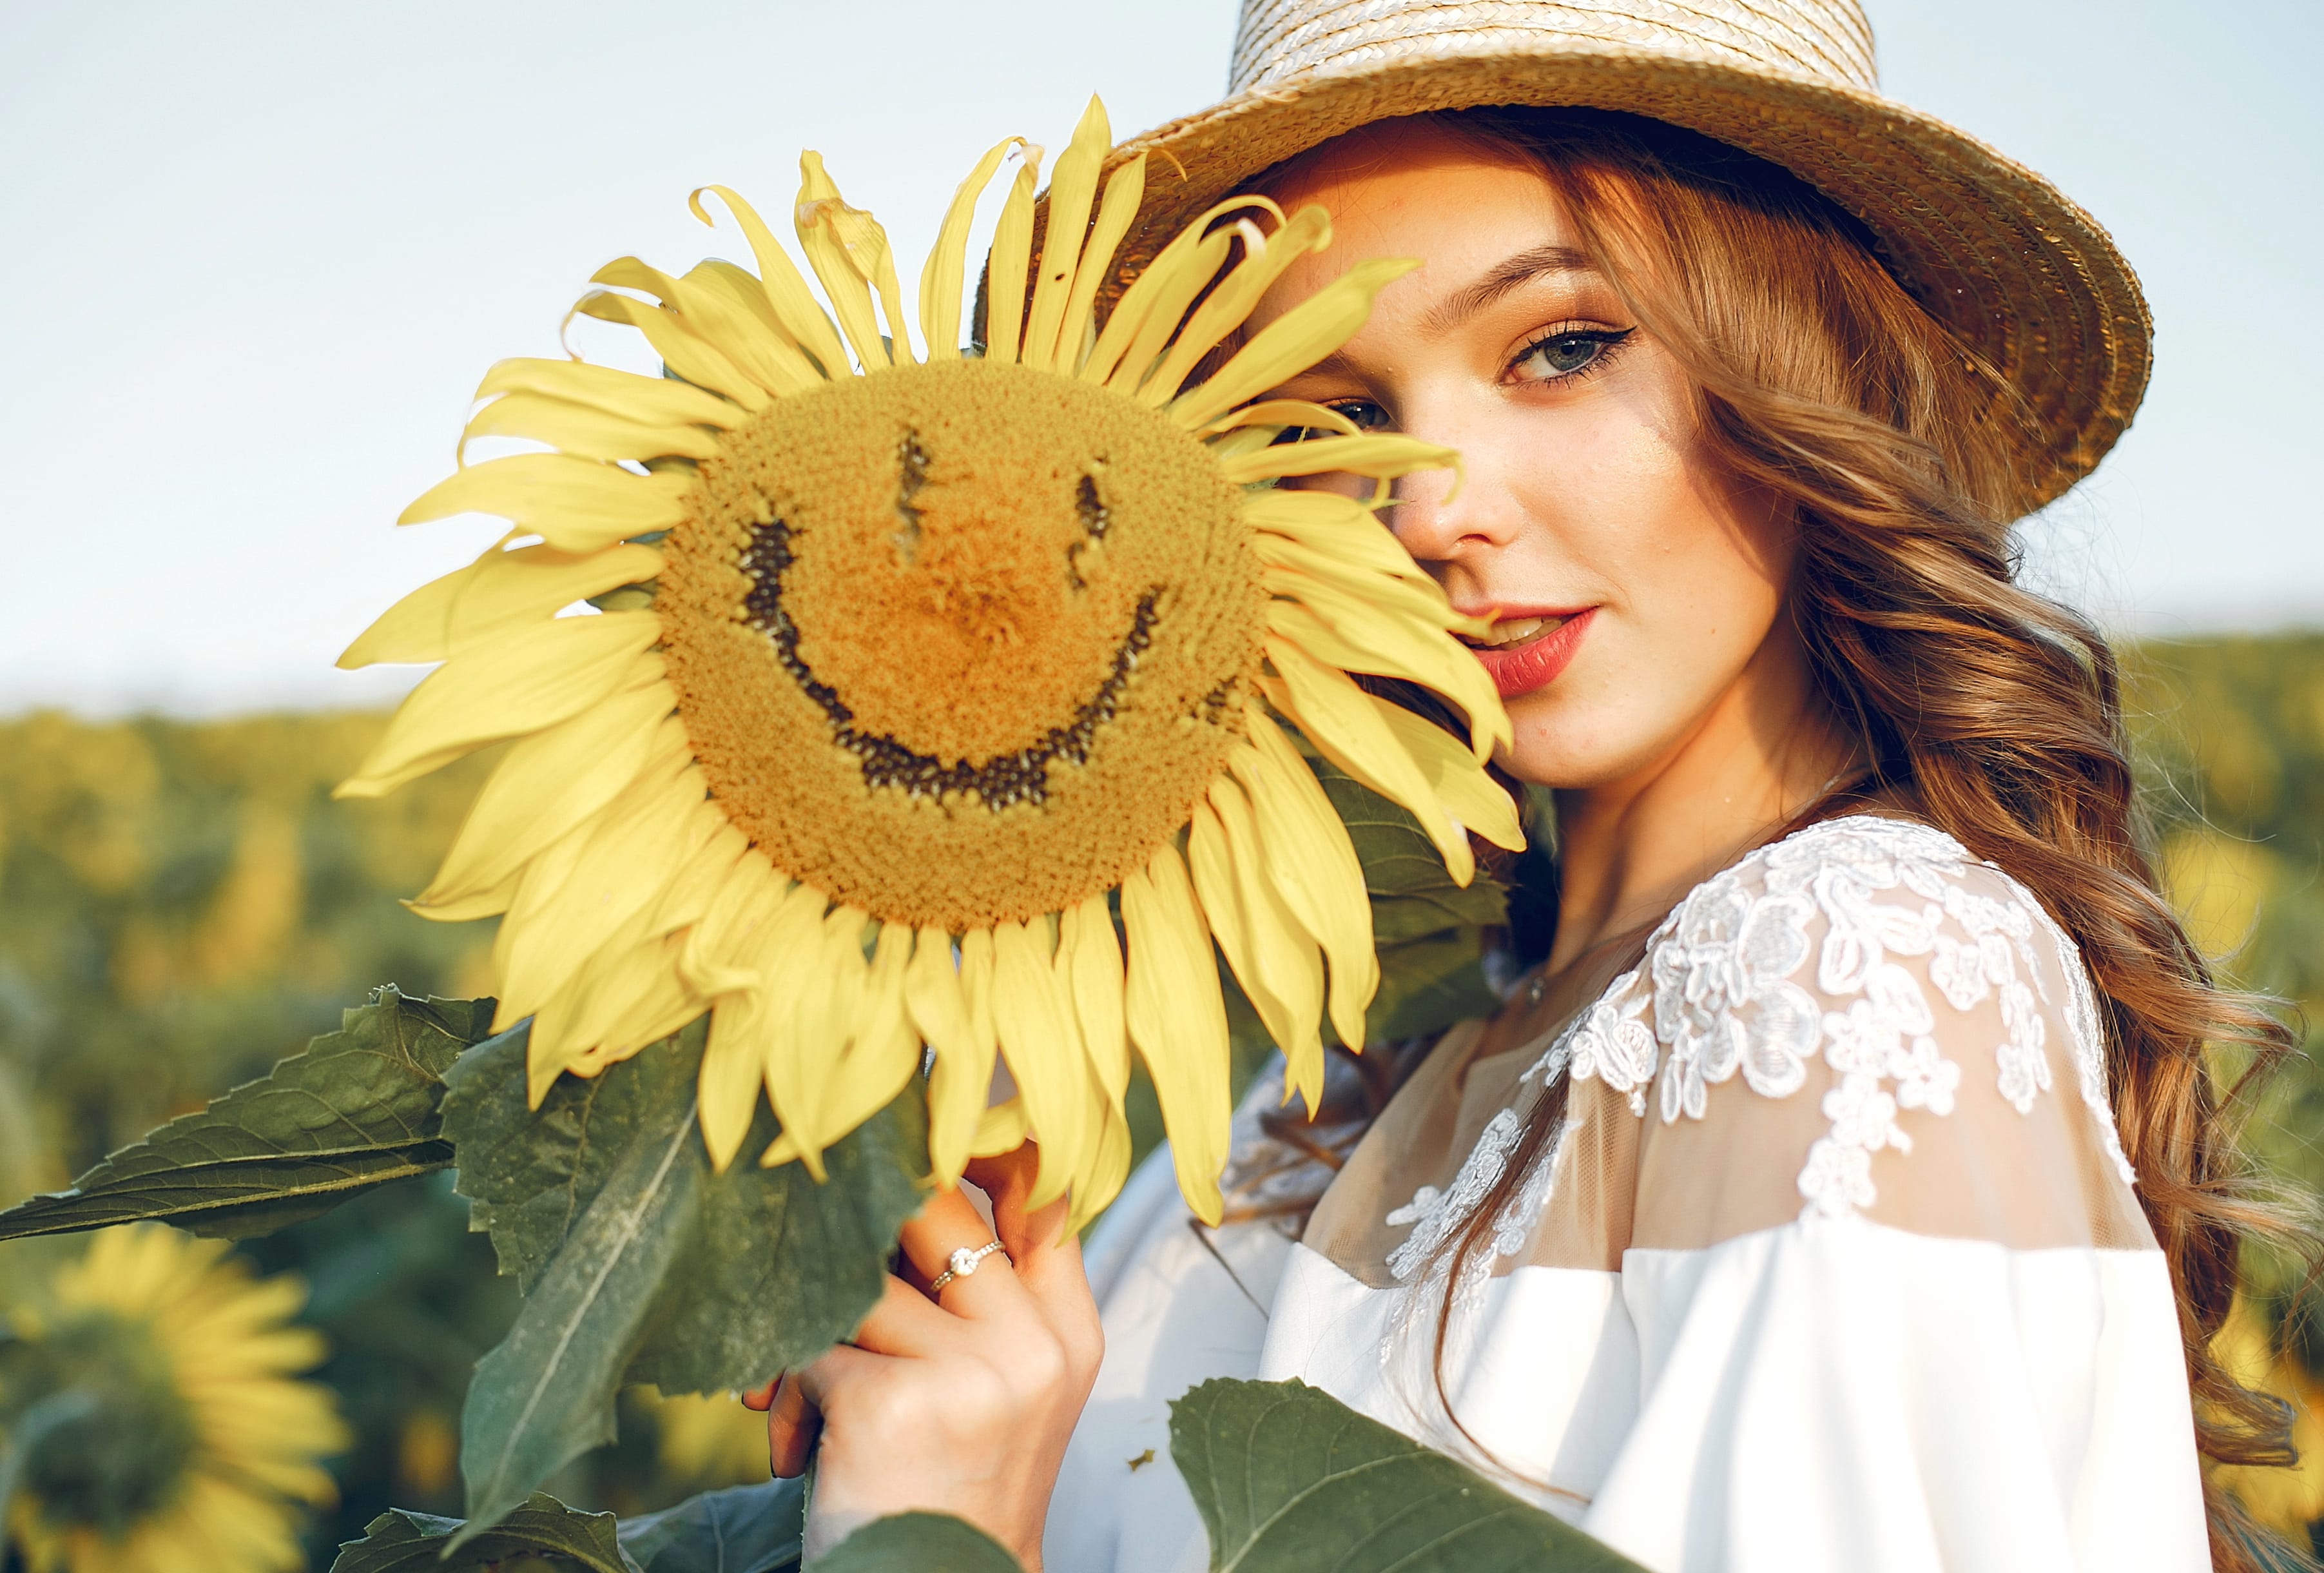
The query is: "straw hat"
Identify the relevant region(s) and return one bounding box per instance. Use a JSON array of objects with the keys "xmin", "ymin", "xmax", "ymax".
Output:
[{"xmin": 1100, "ymin": 0, "xmax": 2150, "ymax": 509}]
